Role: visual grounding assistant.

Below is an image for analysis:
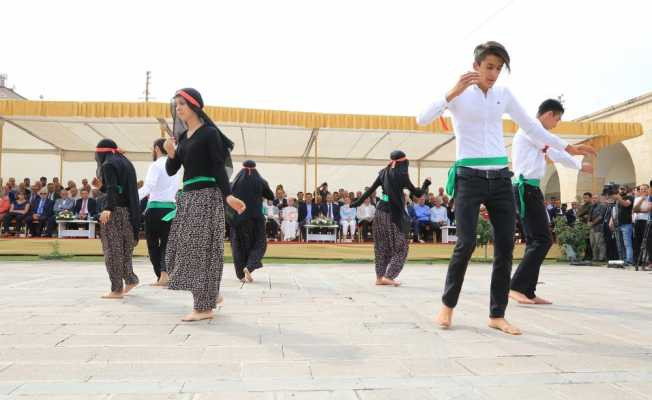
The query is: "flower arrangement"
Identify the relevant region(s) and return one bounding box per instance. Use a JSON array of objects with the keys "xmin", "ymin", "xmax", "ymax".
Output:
[
  {"xmin": 56, "ymin": 210, "xmax": 75, "ymax": 220},
  {"xmin": 310, "ymin": 215, "xmax": 336, "ymax": 226}
]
